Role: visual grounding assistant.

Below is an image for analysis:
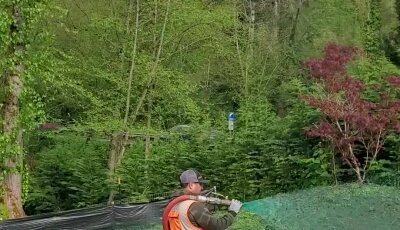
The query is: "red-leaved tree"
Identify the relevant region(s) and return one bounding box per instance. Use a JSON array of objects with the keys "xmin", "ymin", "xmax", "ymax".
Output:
[{"xmin": 301, "ymin": 43, "xmax": 400, "ymax": 183}]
